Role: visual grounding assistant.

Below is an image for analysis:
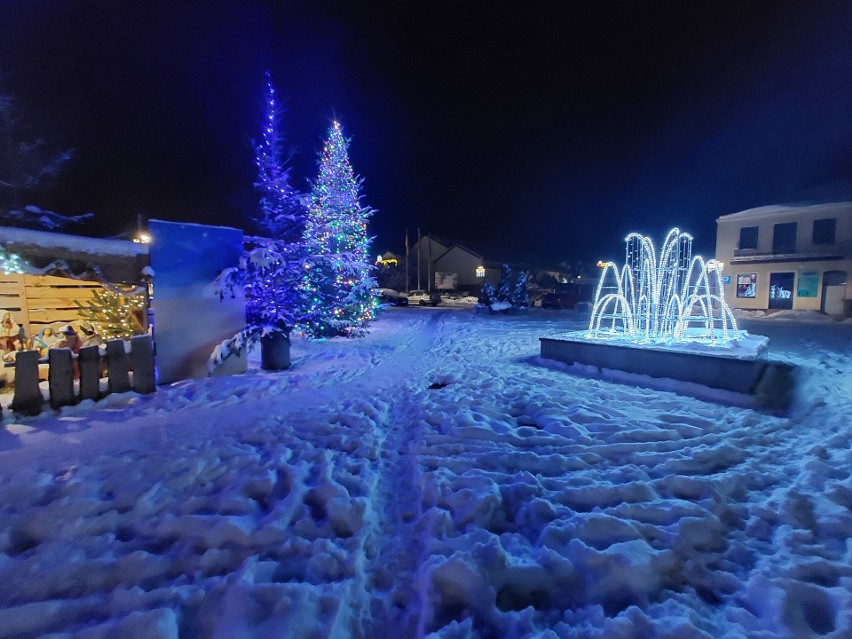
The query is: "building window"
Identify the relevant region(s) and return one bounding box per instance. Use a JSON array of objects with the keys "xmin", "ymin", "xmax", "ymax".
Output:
[
  {"xmin": 812, "ymin": 218, "xmax": 836, "ymax": 245},
  {"xmin": 736, "ymin": 273, "xmax": 757, "ymax": 298},
  {"xmin": 797, "ymin": 271, "xmax": 819, "ymax": 298},
  {"xmin": 769, "ymin": 272, "xmax": 795, "ymax": 310},
  {"xmin": 772, "ymin": 222, "xmax": 797, "ymax": 254},
  {"xmin": 738, "ymin": 226, "xmax": 758, "ymax": 250}
]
